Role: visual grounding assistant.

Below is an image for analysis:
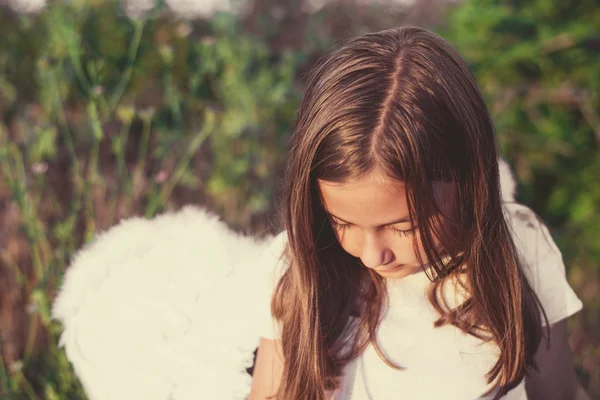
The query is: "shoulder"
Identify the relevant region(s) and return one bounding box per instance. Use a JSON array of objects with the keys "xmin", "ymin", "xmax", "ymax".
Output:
[
  {"xmin": 498, "ymin": 160, "xmax": 562, "ymax": 269},
  {"xmin": 256, "ymin": 231, "xmax": 291, "ymax": 295},
  {"xmin": 259, "ymin": 231, "xmax": 289, "ymax": 273},
  {"xmin": 502, "ymin": 202, "xmax": 583, "ymax": 325},
  {"xmin": 502, "ymin": 202, "xmax": 557, "ymax": 264},
  {"xmin": 255, "ymin": 231, "xmax": 290, "ymax": 340},
  {"xmin": 263, "ymin": 230, "xmax": 289, "ymax": 257}
]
